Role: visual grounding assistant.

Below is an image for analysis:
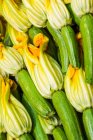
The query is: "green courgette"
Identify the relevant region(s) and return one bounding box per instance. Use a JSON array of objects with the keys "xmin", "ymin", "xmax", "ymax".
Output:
[
  {"xmin": 83, "ymin": 108, "xmax": 93, "ymax": 140},
  {"xmin": 47, "ymin": 22, "xmax": 69, "ymax": 73},
  {"xmin": 17, "ymin": 69, "xmax": 55, "ymax": 118},
  {"xmin": 52, "ymin": 91, "xmax": 84, "ymax": 140},
  {"xmin": 61, "ymin": 25, "xmax": 80, "ymax": 68},
  {"xmin": 80, "ymin": 14, "xmax": 93, "ymax": 84},
  {"xmin": 53, "ymin": 126, "xmax": 67, "ymax": 140},
  {"xmin": 22, "ymin": 95, "xmax": 49, "ymax": 140}
]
